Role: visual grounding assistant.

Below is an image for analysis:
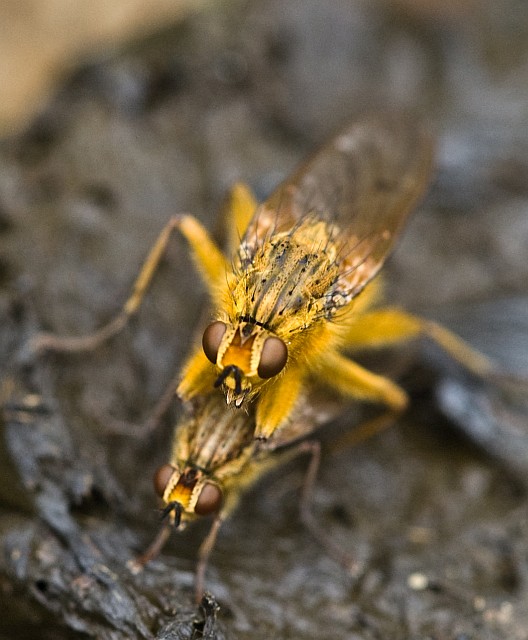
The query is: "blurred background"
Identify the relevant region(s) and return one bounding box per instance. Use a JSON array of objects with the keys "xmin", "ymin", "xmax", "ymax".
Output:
[{"xmin": 0, "ymin": 1, "xmax": 528, "ymax": 638}]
